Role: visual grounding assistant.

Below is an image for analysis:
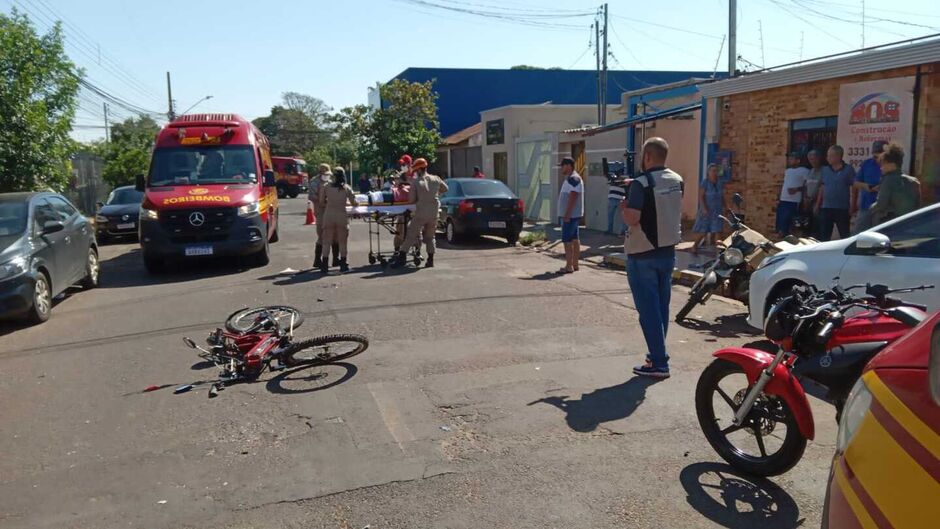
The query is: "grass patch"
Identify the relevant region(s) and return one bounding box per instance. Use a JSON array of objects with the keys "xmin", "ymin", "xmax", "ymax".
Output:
[{"xmin": 519, "ymin": 230, "xmax": 547, "ymax": 247}]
